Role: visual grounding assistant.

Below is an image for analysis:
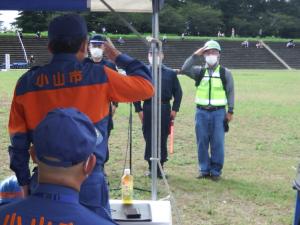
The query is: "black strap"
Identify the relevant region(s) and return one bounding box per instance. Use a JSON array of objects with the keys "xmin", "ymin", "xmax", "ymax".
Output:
[
  {"xmin": 194, "ymin": 68, "xmax": 206, "ymax": 87},
  {"xmin": 195, "ymin": 66, "xmax": 227, "ymax": 91},
  {"xmin": 219, "ymin": 66, "xmax": 227, "ymax": 91}
]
